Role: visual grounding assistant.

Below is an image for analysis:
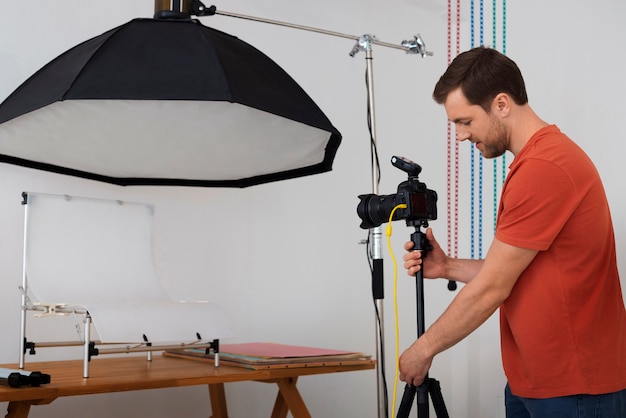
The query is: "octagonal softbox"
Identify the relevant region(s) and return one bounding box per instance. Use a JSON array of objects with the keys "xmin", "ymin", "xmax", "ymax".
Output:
[{"xmin": 0, "ymin": 17, "xmax": 342, "ymax": 187}]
